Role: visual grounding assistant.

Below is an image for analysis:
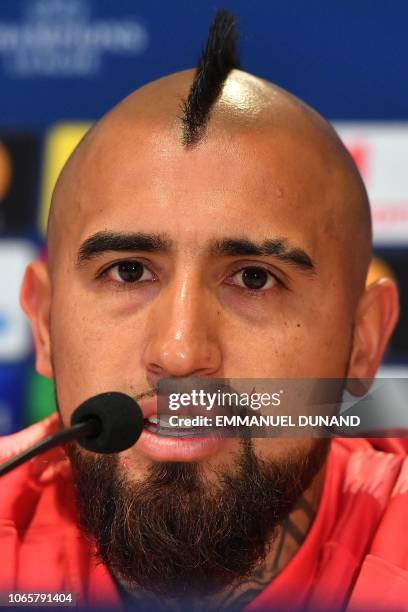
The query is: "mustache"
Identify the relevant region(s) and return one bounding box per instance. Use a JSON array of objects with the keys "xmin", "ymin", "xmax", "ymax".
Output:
[
  {"xmin": 133, "ymin": 387, "xmax": 157, "ymax": 402},
  {"xmin": 133, "ymin": 377, "xmax": 241, "ymax": 409},
  {"xmin": 134, "ymin": 377, "xmax": 237, "ymax": 395}
]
